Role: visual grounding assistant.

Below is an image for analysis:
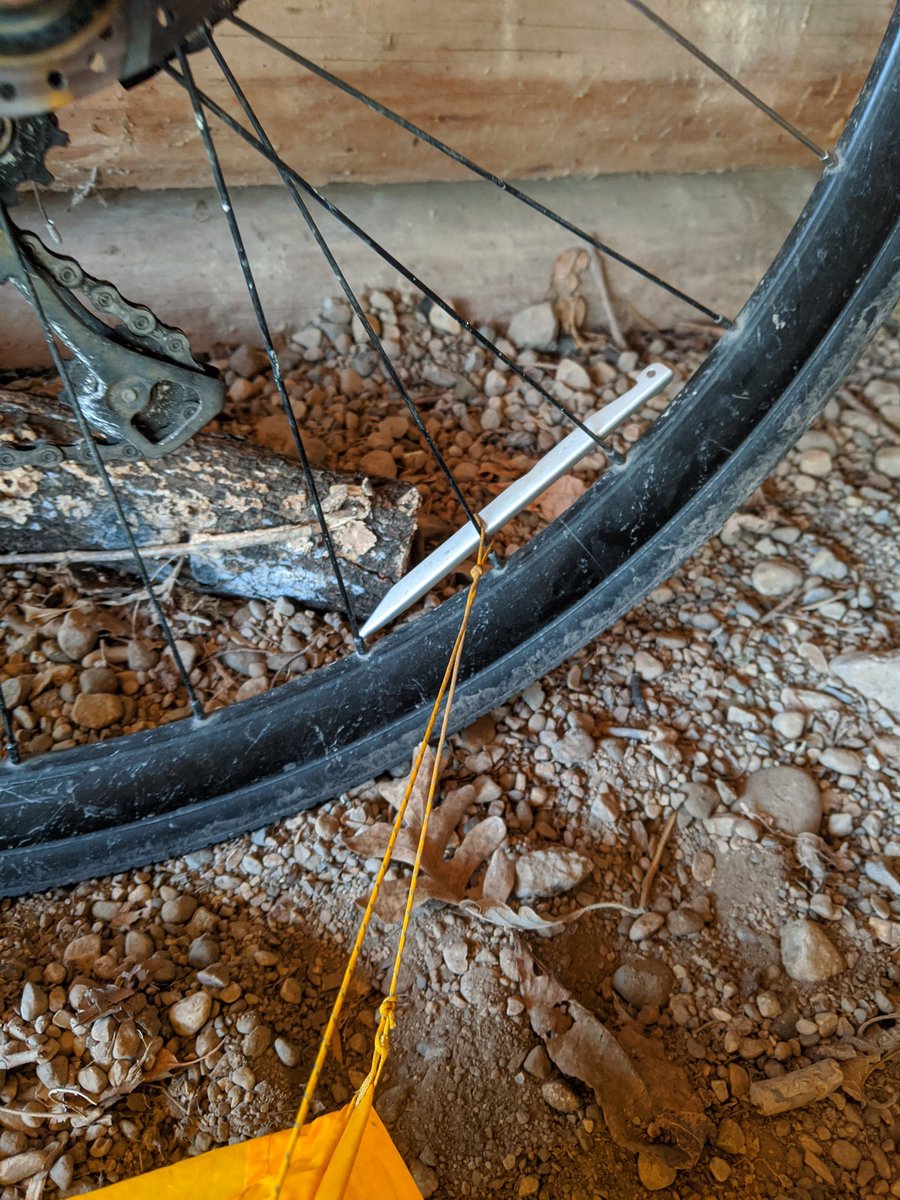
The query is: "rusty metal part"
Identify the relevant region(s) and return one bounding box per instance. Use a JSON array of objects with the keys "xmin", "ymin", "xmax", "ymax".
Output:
[
  {"xmin": 0, "ymin": 110, "xmax": 66, "ymax": 203},
  {"xmin": 0, "ymin": 222, "xmax": 224, "ymax": 465}
]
